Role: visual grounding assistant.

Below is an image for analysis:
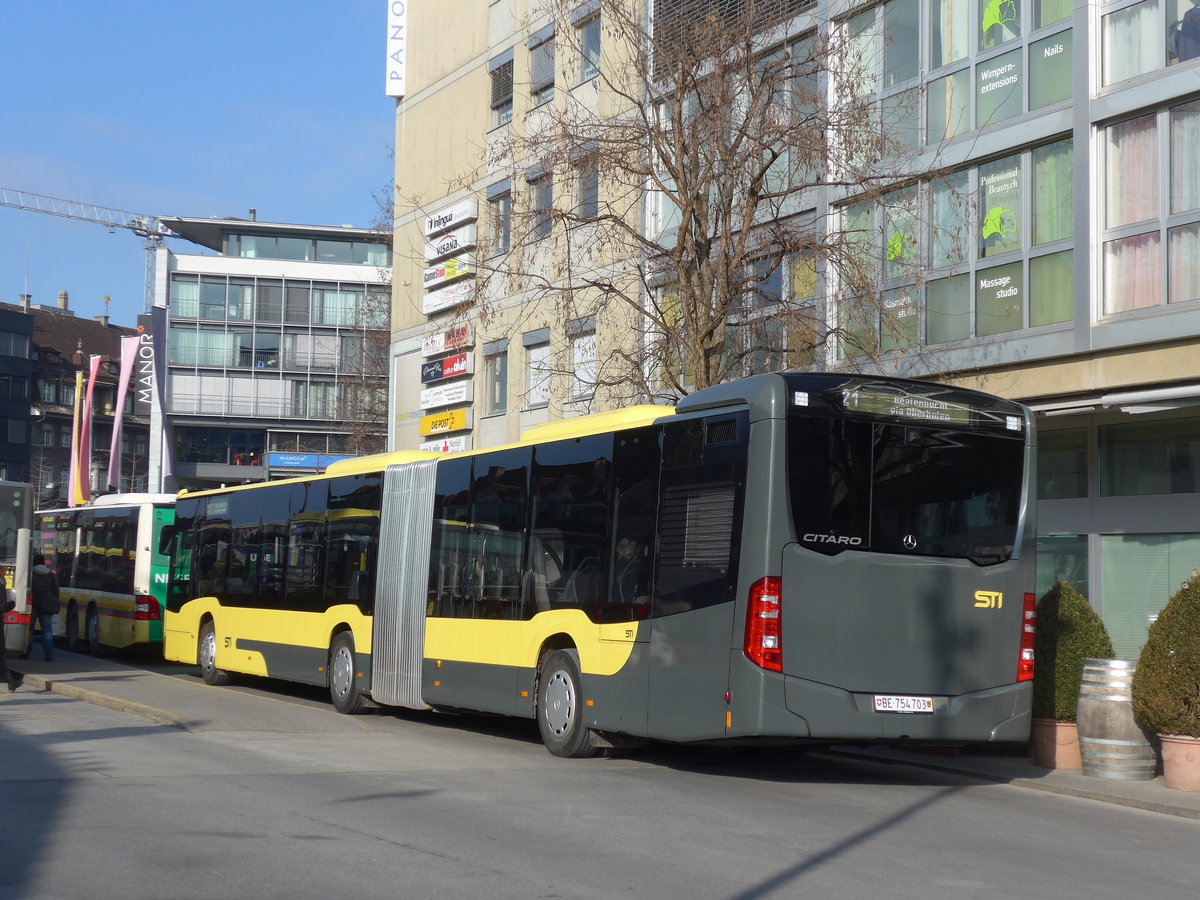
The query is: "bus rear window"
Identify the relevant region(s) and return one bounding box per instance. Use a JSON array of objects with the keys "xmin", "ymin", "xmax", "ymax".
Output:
[{"xmin": 788, "ymin": 416, "xmax": 1024, "ymax": 565}]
